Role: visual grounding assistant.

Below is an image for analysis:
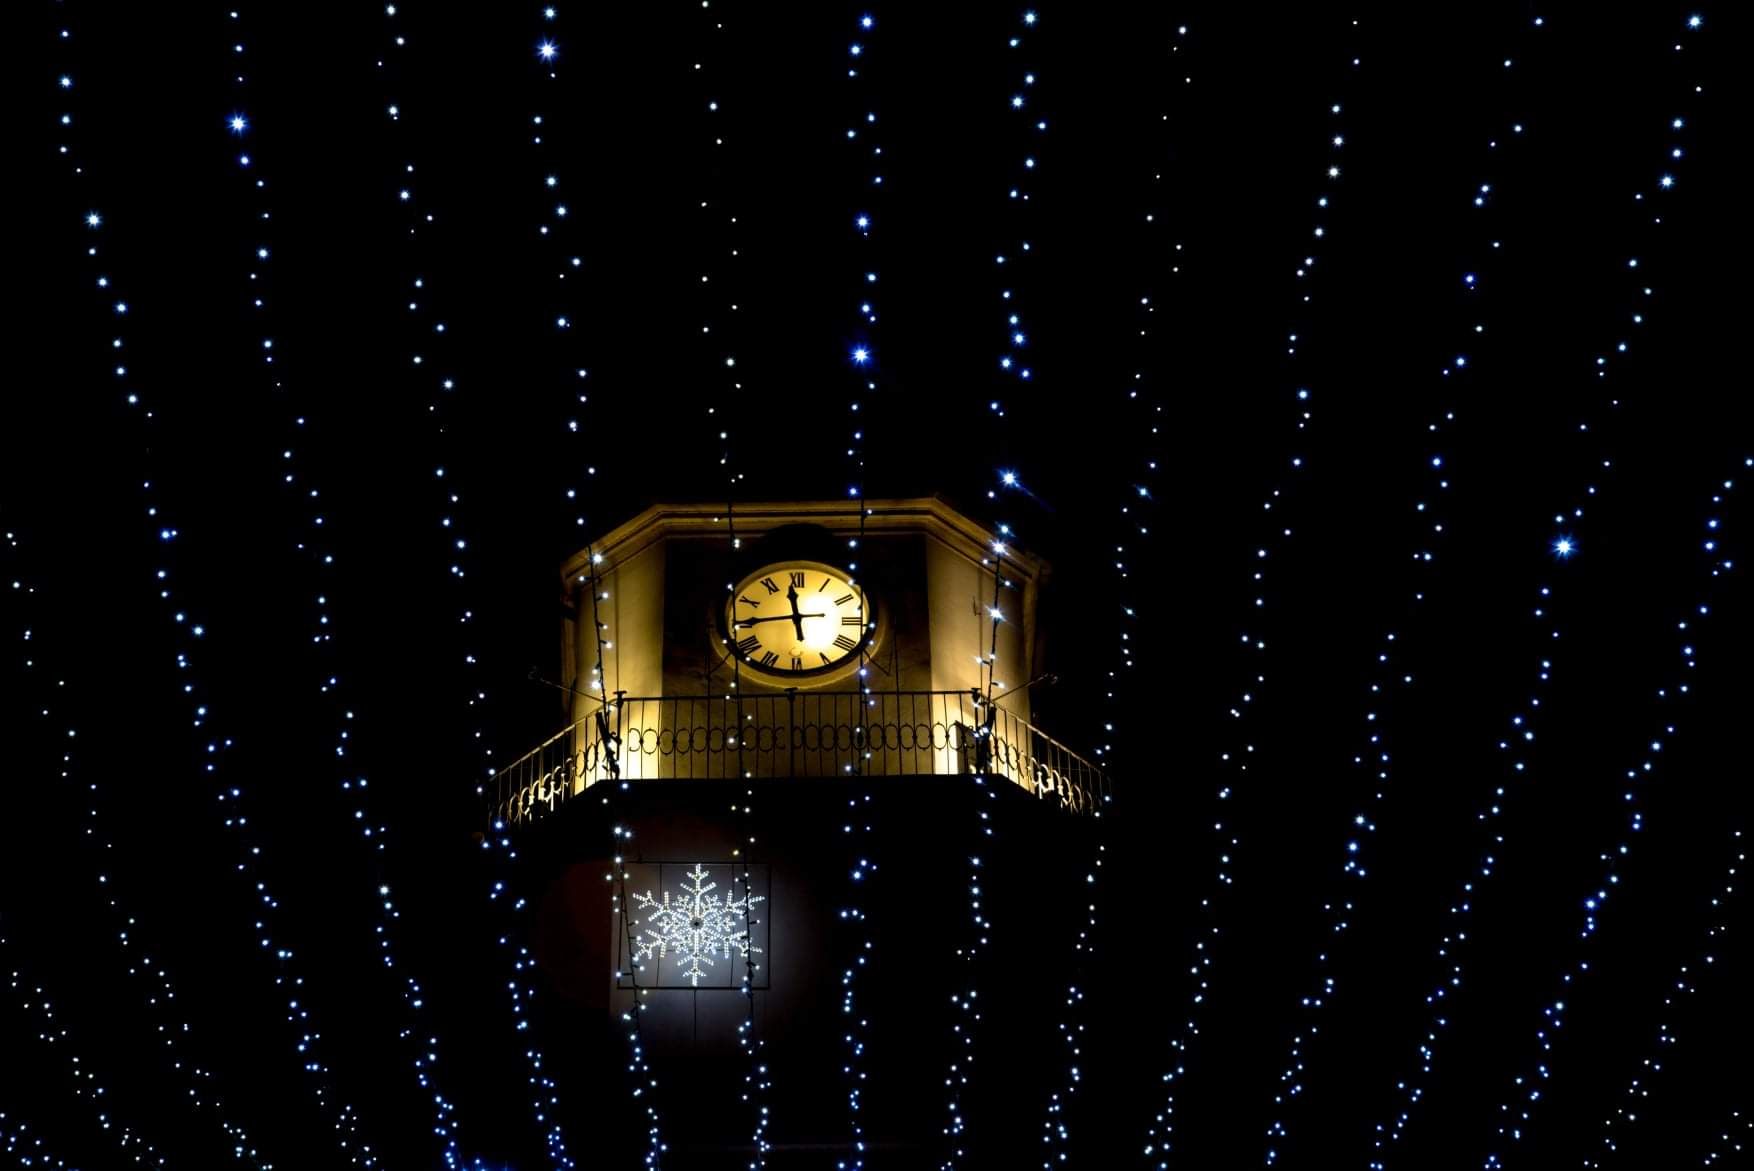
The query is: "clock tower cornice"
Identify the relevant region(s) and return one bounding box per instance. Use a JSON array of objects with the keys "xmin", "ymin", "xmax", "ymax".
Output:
[{"xmin": 560, "ymin": 495, "xmax": 1048, "ymax": 606}]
